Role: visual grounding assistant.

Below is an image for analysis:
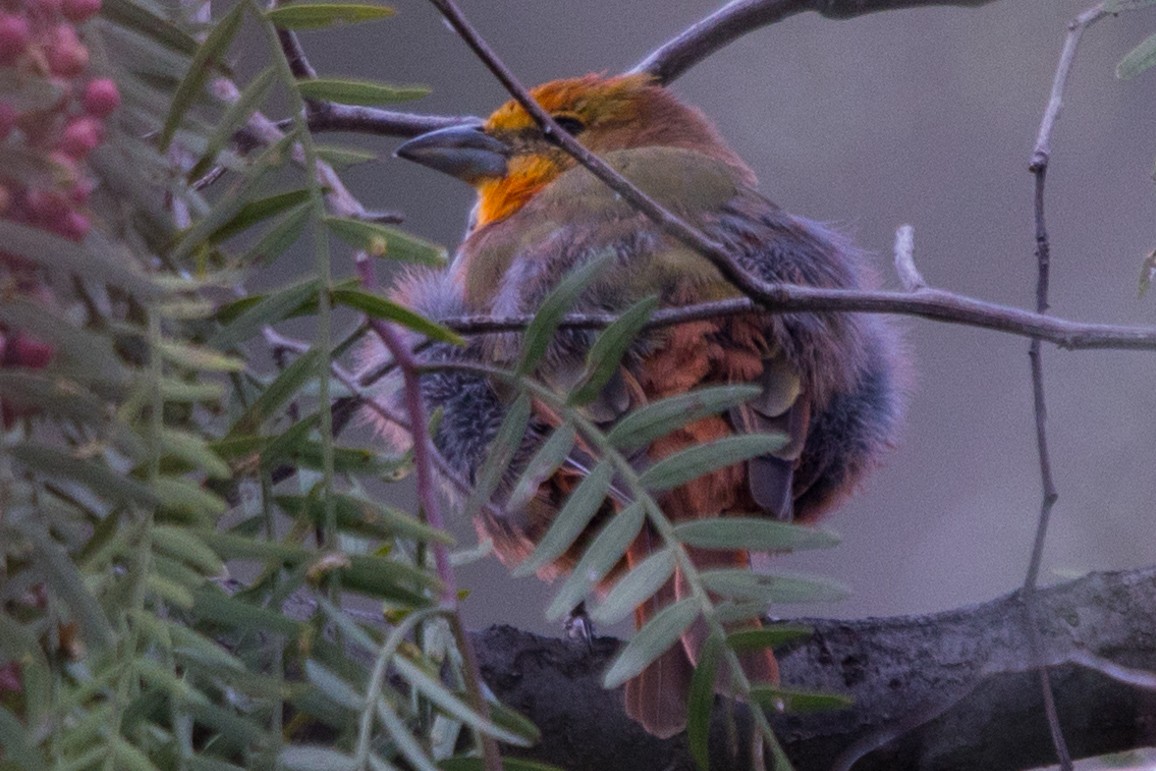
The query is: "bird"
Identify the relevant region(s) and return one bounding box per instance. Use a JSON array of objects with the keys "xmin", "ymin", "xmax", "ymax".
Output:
[{"xmin": 366, "ymin": 72, "xmax": 907, "ymax": 738}]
